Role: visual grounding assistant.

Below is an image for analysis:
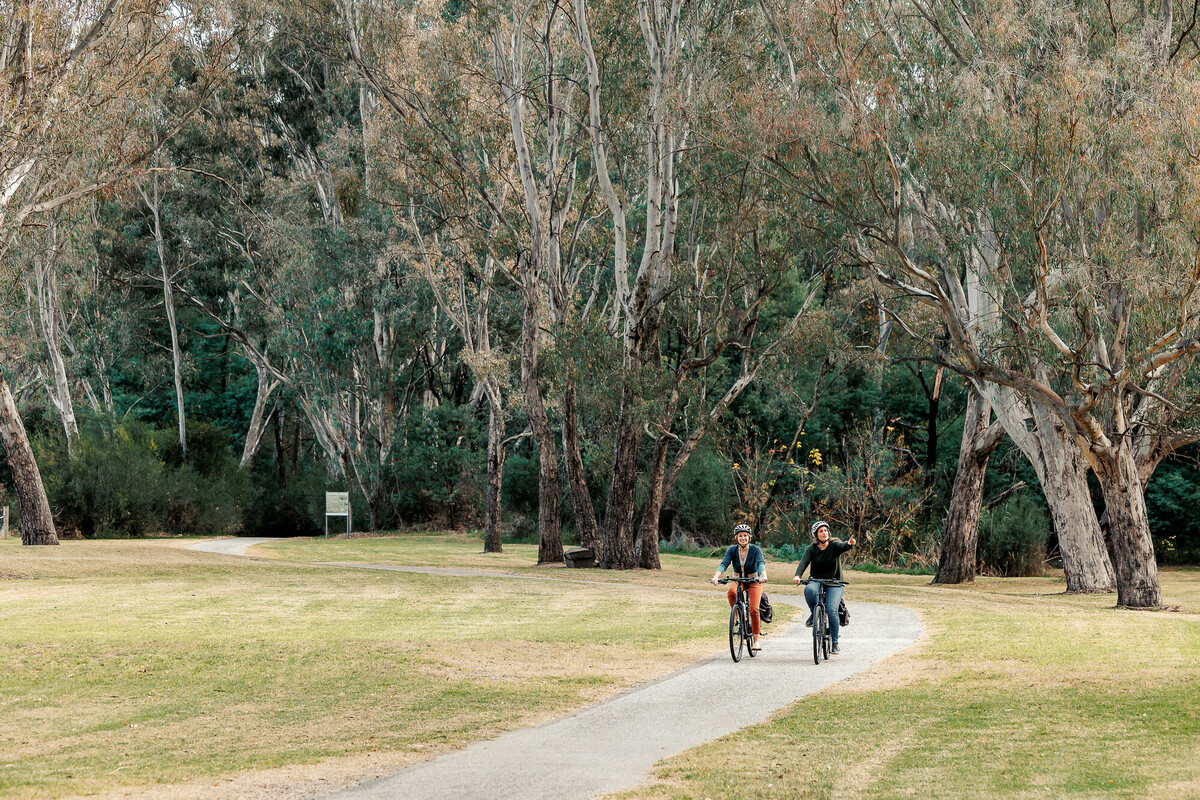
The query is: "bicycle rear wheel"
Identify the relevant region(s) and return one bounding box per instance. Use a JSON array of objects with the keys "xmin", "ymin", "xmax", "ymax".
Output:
[
  {"xmin": 729, "ymin": 605, "xmax": 745, "ymax": 662},
  {"xmin": 812, "ymin": 605, "xmax": 824, "ymax": 664}
]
